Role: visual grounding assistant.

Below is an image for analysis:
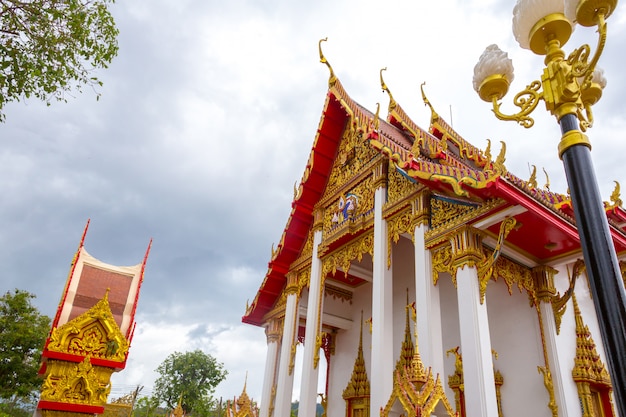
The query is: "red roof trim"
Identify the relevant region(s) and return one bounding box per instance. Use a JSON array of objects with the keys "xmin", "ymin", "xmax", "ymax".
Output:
[{"xmin": 242, "ymin": 93, "xmax": 348, "ymax": 326}]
